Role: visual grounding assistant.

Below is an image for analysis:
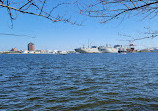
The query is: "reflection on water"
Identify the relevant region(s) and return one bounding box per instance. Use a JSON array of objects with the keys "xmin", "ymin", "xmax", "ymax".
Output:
[{"xmin": 0, "ymin": 53, "xmax": 158, "ymax": 110}]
